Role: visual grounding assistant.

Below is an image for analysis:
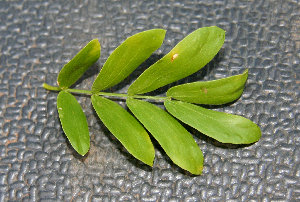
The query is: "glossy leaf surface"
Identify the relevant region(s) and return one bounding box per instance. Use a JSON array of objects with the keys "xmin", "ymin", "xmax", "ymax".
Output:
[
  {"xmin": 57, "ymin": 91, "xmax": 90, "ymax": 155},
  {"xmin": 91, "ymin": 95, "xmax": 155, "ymax": 166},
  {"xmin": 126, "ymin": 98, "xmax": 203, "ymax": 175},
  {"xmin": 165, "ymin": 100, "xmax": 261, "ymax": 144},
  {"xmin": 128, "ymin": 26, "xmax": 225, "ymax": 95},
  {"xmin": 167, "ymin": 70, "xmax": 248, "ymax": 105},
  {"xmin": 57, "ymin": 39, "xmax": 100, "ymax": 89},
  {"xmin": 92, "ymin": 29, "xmax": 166, "ymax": 93}
]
